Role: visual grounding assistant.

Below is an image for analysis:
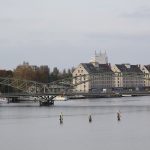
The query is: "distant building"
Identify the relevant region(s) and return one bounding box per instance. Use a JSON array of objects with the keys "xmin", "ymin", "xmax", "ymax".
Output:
[
  {"xmin": 111, "ymin": 64, "xmax": 144, "ymax": 89},
  {"xmin": 31, "ymin": 65, "xmax": 39, "ymax": 71},
  {"xmin": 18, "ymin": 62, "xmax": 39, "ymax": 71},
  {"xmin": 22, "ymin": 61, "xmax": 30, "ymax": 67},
  {"xmin": 90, "ymin": 51, "xmax": 108, "ymax": 64},
  {"xmin": 73, "ymin": 51, "xmax": 114, "ymax": 92},
  {"xmin": 140, "ymin": 65, "xmax": 150, "ymax": 87},
  {"xmin": 40, "ymin": 65, "xmax": 49, "ymax": 72},
  {"xmin": 72, "ymin": 51, "xmax": 148, "ymax": 92}
]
